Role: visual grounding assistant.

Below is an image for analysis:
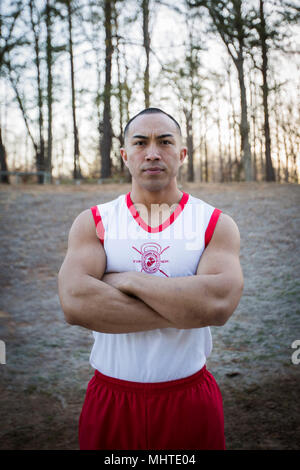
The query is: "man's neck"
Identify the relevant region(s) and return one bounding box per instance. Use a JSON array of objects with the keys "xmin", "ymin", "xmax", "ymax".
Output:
[
  {"xmin": 129, "ymin": 184, "xmax": 184, "ymax": 228},
  {"xmin": 130, "ymin": 184, "xmax": 183, "ymax": 211}
]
